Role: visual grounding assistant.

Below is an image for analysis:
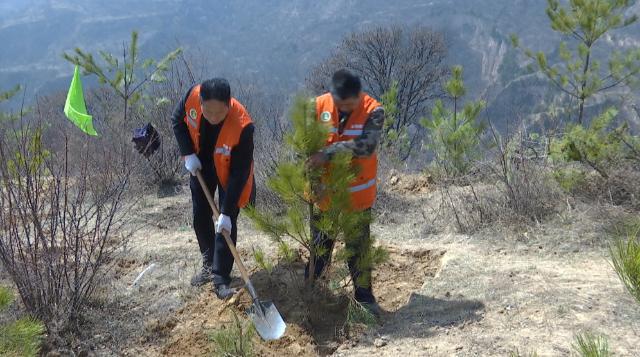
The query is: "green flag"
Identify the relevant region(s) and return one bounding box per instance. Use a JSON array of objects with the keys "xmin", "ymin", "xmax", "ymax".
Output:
[{"xmin": 64, "ymin": 65, "xmax": 98, "ymax": 136}]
